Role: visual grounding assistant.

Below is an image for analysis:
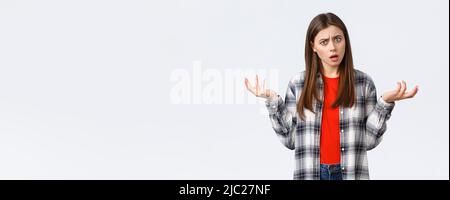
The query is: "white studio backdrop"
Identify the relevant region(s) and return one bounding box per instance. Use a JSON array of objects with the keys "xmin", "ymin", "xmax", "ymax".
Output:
[{"xmin": 0, "ymin": 0, "xmax": 448, "ymax": 180}]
